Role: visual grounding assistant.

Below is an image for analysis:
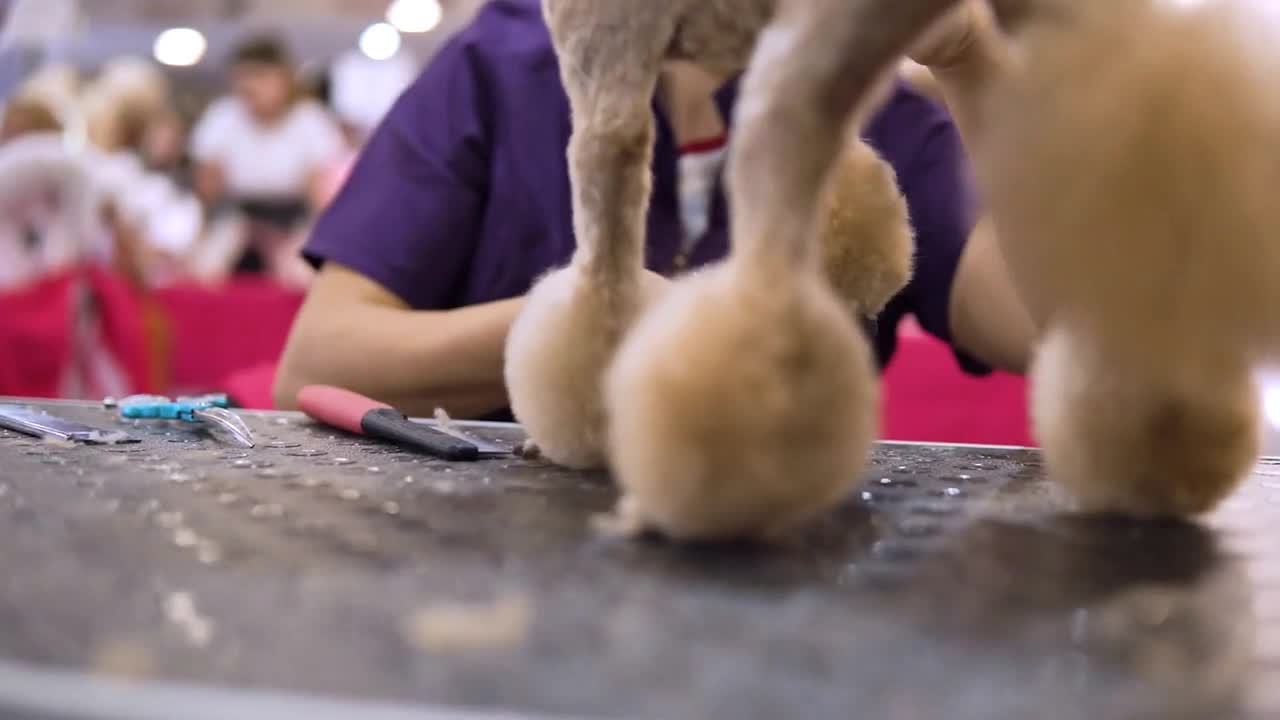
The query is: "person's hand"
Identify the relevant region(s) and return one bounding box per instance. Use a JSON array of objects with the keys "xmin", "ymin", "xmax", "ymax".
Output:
[
  {"xmin": 907, "ymin": 0, "xmax": 997, "ymax": 70},
  {"xmin": 266, "ymin": 227, "xmax": 318, "ymax": 290}
]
